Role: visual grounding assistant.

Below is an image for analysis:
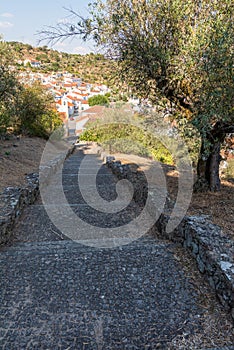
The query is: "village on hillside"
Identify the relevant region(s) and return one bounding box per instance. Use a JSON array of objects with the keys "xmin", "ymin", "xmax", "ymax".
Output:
[
  {"xmin": 16, "ymin": 63, "xmax": 234, "ymax": 168},
  {"xmin": 8, "ymin": 54, "xmax": 232, "ymax": 169},
  {"xmin": 15, "ymin": 55, "xmax": 143, "ymax": 138},
  {"xmin": 18, "ymin": 68, "xmax": 113, "ymax": 137}
]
